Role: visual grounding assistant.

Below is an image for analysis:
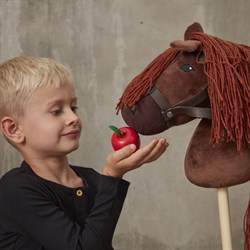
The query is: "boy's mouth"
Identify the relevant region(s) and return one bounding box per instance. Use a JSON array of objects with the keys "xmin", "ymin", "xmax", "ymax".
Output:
[{"xmin": 62, "ymin": 129, "xmax": 80, "ymax": 137}]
